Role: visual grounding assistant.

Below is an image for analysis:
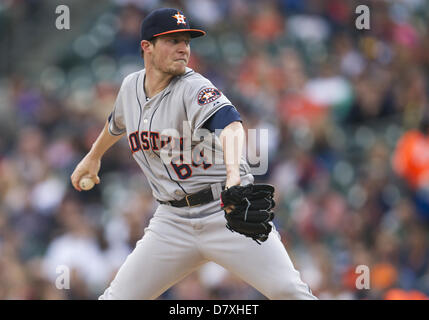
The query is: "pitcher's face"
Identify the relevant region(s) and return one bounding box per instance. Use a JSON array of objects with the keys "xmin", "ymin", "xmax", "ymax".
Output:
[{"xmin": 149, "ymin": 32, "xmax": 191, "ymax": 76}]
